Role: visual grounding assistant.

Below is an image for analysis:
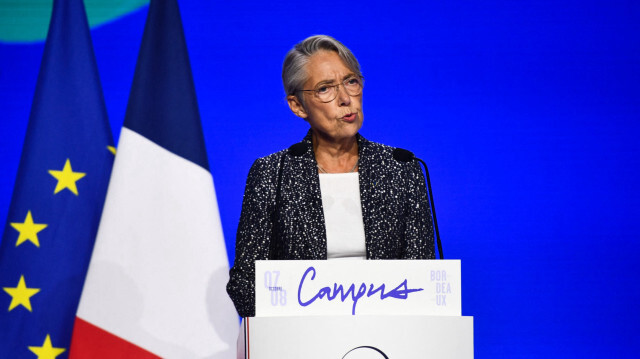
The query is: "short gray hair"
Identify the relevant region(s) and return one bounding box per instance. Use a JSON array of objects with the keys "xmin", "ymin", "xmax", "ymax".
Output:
[{"xmin": 282, "ymin": 35, "xmax": 362, "ymax": 101}]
